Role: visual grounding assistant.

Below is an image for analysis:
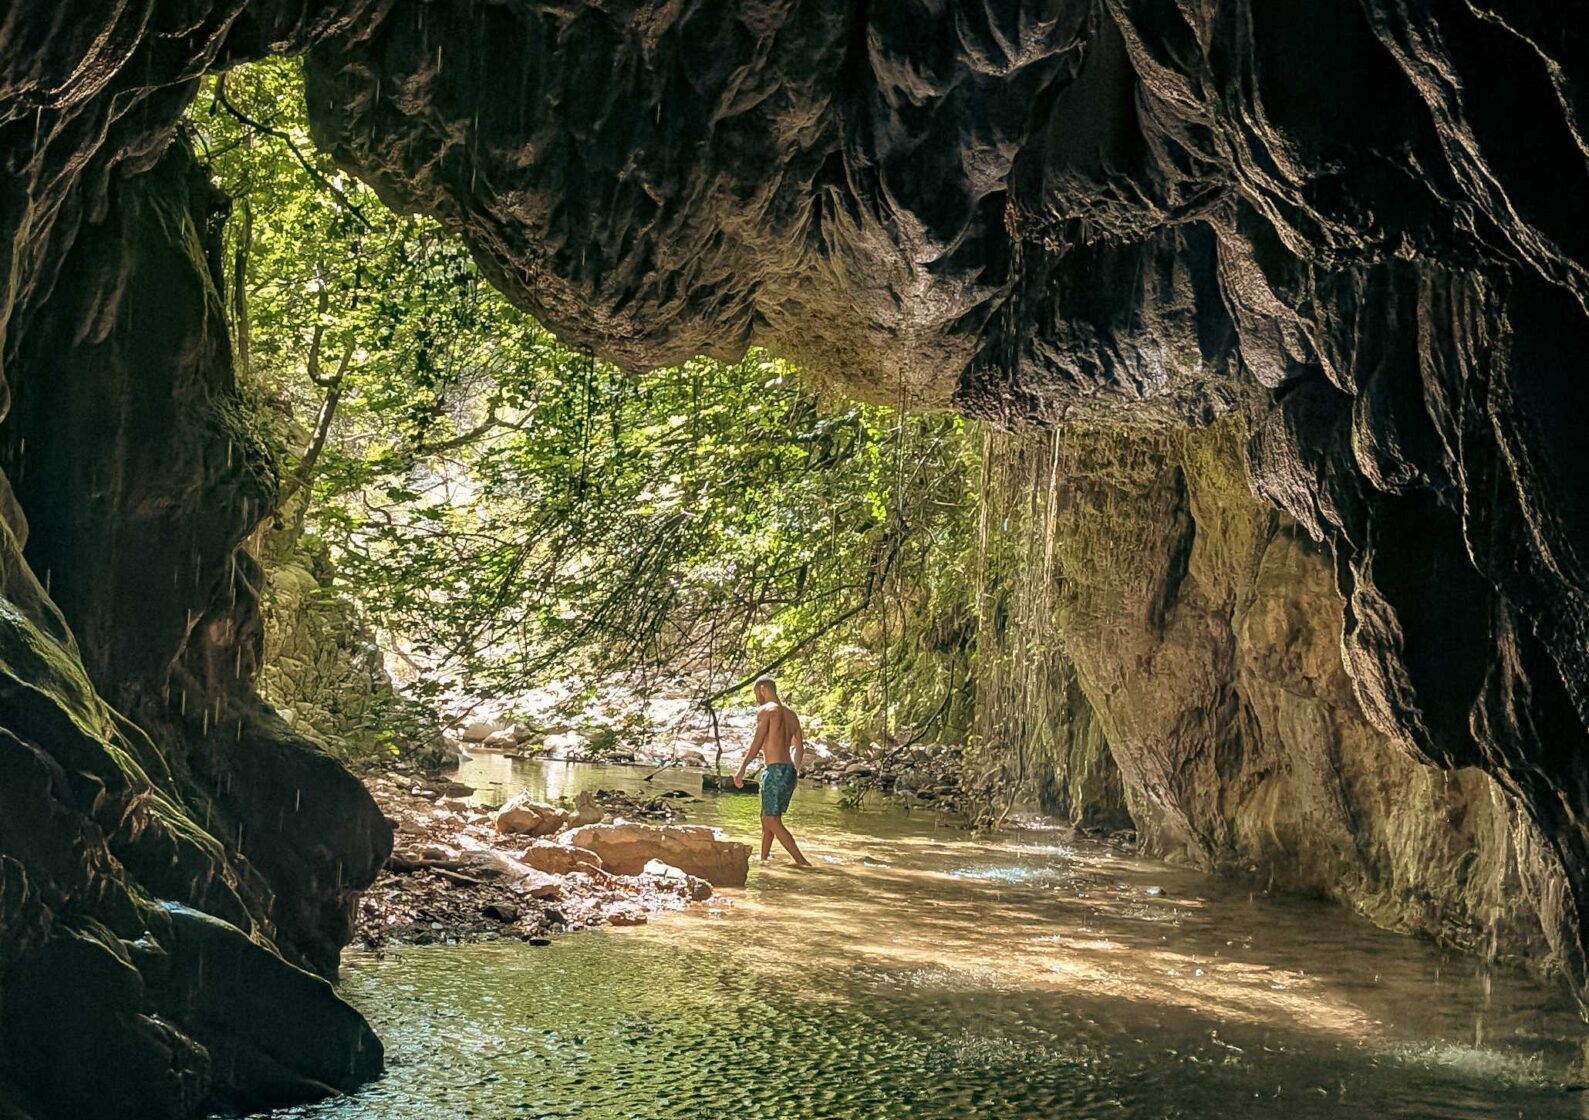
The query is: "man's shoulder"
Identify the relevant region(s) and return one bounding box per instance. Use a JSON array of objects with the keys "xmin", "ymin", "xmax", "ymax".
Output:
[{"xmin": 757, "ymin": 701, "xmax": 781, "ymax": 715}]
